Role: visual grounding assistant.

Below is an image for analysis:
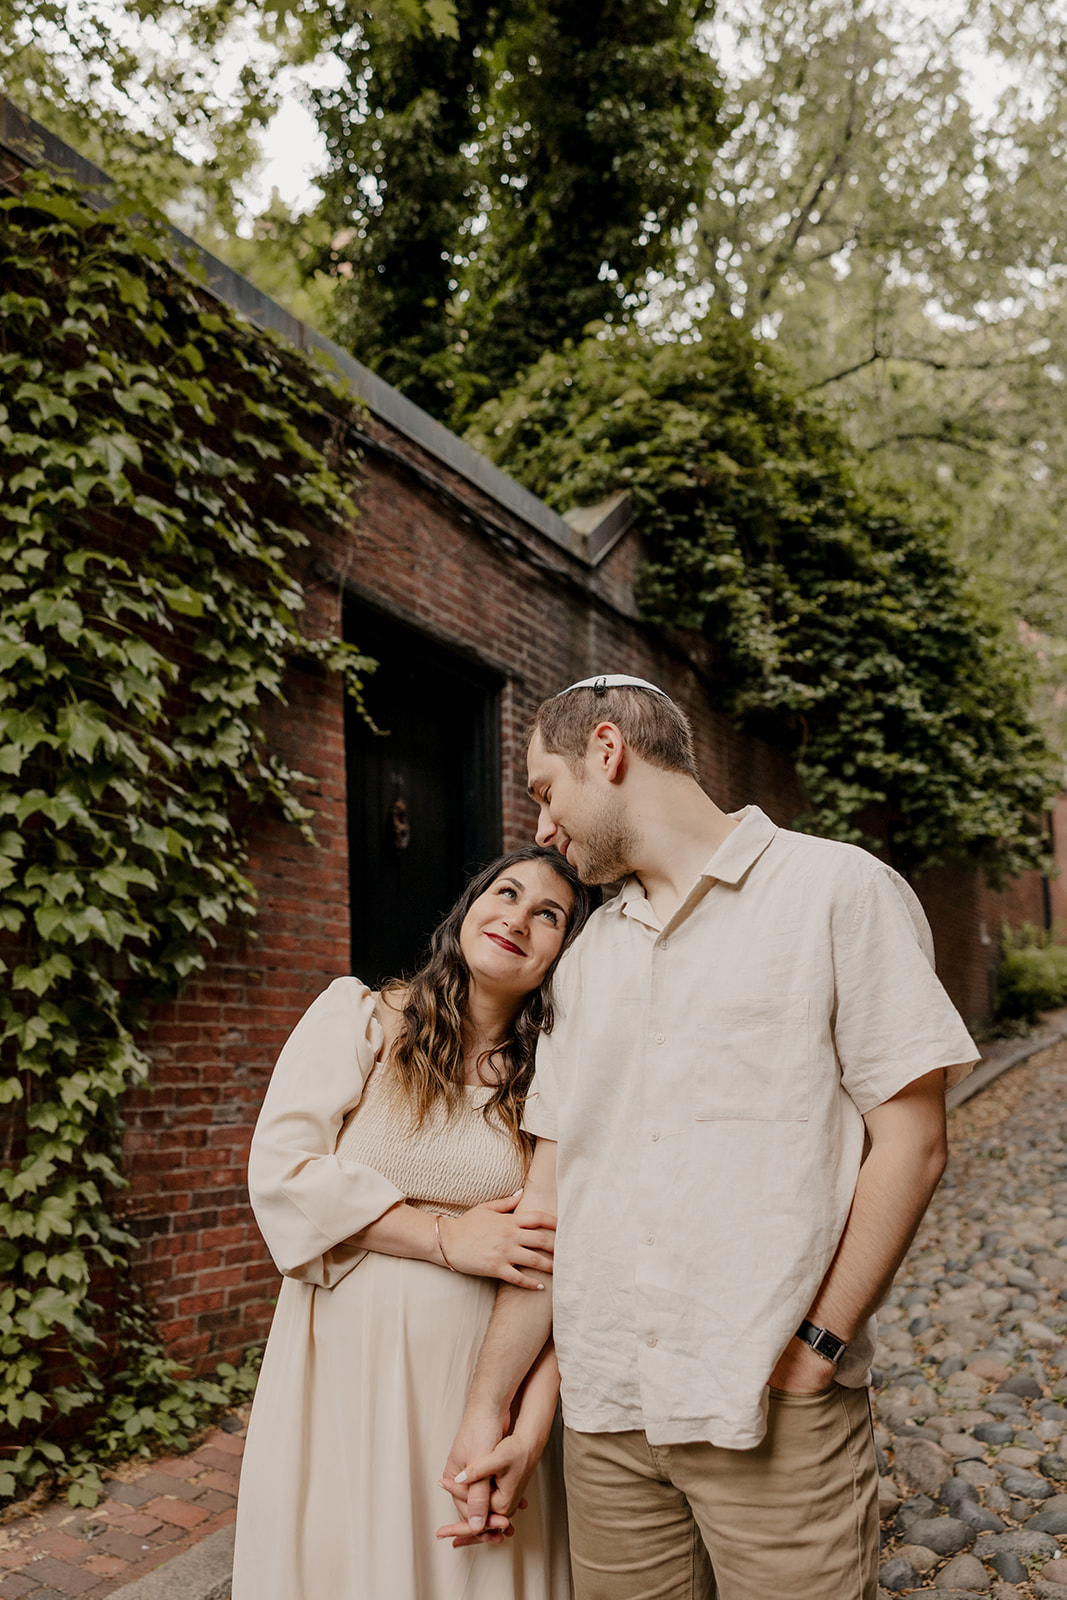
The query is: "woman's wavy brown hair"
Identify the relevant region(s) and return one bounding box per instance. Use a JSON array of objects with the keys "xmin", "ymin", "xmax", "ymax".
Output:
[{"xmin": 381, "ymin": 846, "xmax": 598, "ymax": 1161}]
